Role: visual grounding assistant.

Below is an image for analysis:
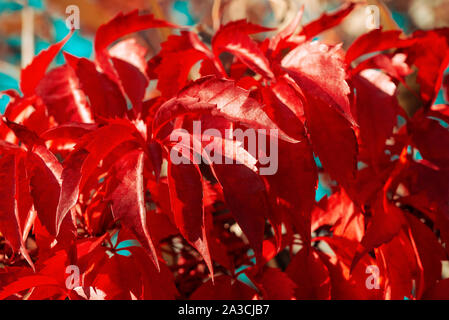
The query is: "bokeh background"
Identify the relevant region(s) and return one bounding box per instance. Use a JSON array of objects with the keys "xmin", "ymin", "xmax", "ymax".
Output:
[{"xmin": 0, "ymin": 0, "xmax": 448, "ymax": 202}]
